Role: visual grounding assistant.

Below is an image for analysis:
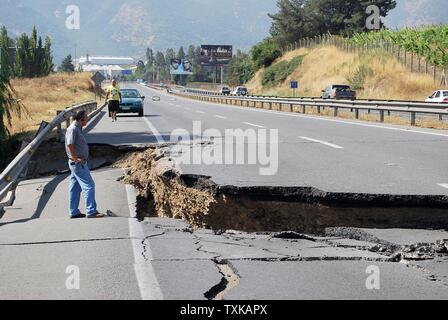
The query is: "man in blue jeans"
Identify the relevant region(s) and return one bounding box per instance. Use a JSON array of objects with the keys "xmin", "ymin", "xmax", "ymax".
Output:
[{"xmin": 65, "ymin": 111, "xmax": 105, "ymax": 219}]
